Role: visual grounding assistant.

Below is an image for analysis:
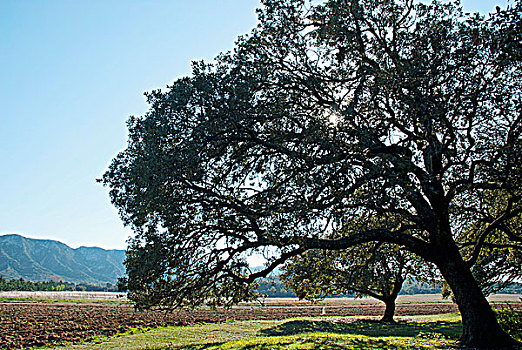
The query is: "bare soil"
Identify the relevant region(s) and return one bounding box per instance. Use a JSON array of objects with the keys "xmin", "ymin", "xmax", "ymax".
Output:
[{"xmin": 1, "ymin": 301, "xmax": 520, "ymax": 349}]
